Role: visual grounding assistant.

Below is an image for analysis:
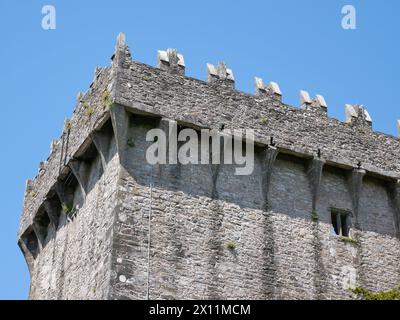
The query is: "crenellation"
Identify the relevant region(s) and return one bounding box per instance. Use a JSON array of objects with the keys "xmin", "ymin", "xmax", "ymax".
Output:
[
  {"xmin": 157, "ymin": 48, "xmax": 185, "ymax": 75},
  {"xmin": 18, "ymin": 32, "xmax": 400, "ymax": 300},
  {"xmin": 77, "ymin": 91, "xmax": 84, "ymax": 100},
  {"xmin": 315, "ymin": 94, "xmax": 327, "ymax": 109},
  {"xmin": 300, "ymin": 92, "xmax": 328, "ymax": 115},
  {"xmin": 397, "ymin": 120, "xmax": 400, "ymax": 137},
  {"xmin": 95, "ymin": 66, "xmax": 102, "ymax": 76},
  {"xmin": 206, "ymin": 62, "xmax": 234, "ymax": 88},
  {"xmin": 25, "ymin": 179, "xmax": 33, "ymax": 194},
  {"xmin": 116, "ymin": 32, "xmax": 126, "ymax": 47},
  {"xmin": 345, "ymin": 104, "xmax": 372, "ymax": 128},
  {"xmin": 299, "ymin": 90, "xmax": 312, "ymax": 106},
  {"xmin": 254, "ymin": 77, "xmax": 282, "ymax": 101},
  {"xmin": 50, "ymin": 139, "xmax": 60, "ymax": 155},
  {"xmin": 38, "ymin": 161, "xmax": 46, "ymax": 176},
  {"xmin": 269, "ymin": 82, "xmax": 282, "ymax": 97},
  {"xmin": 112, "ymin": 32, "xmax": 131, "ymax": 71},
  {"xmin": 90, "ymin": 67, "xmax": 103, "ymax": 88},
  {"xmin": 63, "ymin": 118, "xmax": 71, "ymax": 133}
]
